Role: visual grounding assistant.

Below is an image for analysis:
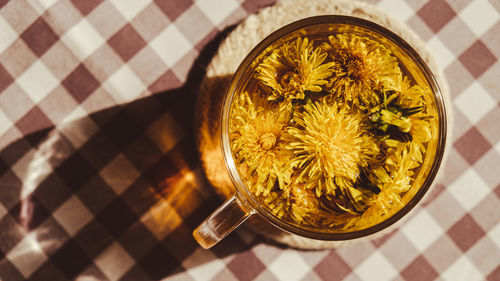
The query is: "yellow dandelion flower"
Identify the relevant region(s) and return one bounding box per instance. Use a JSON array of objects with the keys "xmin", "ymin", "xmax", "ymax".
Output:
[
  {"xmin": 230, "ymin": 91, "xmax": 293, "ymax": 196},
  {"xmin": 368, "ymin": 79, "xmax": 432, "ymax": 146},
  {"xmin": 392, "ymin": 77, "xmax": 433, "ymax": 143},
  {"xmin": 321, "ymin": 33, "xmax": 402, "ymax": 107},
  {"xmin": 264, "ymin": 190, "xmax": 290, "ymax": 219},
  {"xmin": 350, "ymin": 187, "xmax": 402, "ymax": 228},
  {"xmin": 264, "ymin": 182, "xmax": 320, "ymax": 224},
  {"xmin": 370, "ymin": 145, "xmax": 416, "ymax": 213},
  {"xmin": 265, "ymin": 179, "xmax": 350, "ymax": 226},
  {"xmin": 398, "ymin": 77, "xmax": 427, "ymax": 109},
  {"xmin": 410, "ymin": 119, "xmax": 432, "ymax": 143},
  {"xmin": 348, "ymin": 159, "xmax": 411, "ymax": 229},
  {"xmin": 289, "ymin": 182, "xmax": 319, "ymax": 223},
  {"xmin": 286, "ymin": 100, "xmax": 379, "ymax": 205},
  {"xmin": 255, "ymin": 37, "xmax": 335, "ymax": 100}
]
